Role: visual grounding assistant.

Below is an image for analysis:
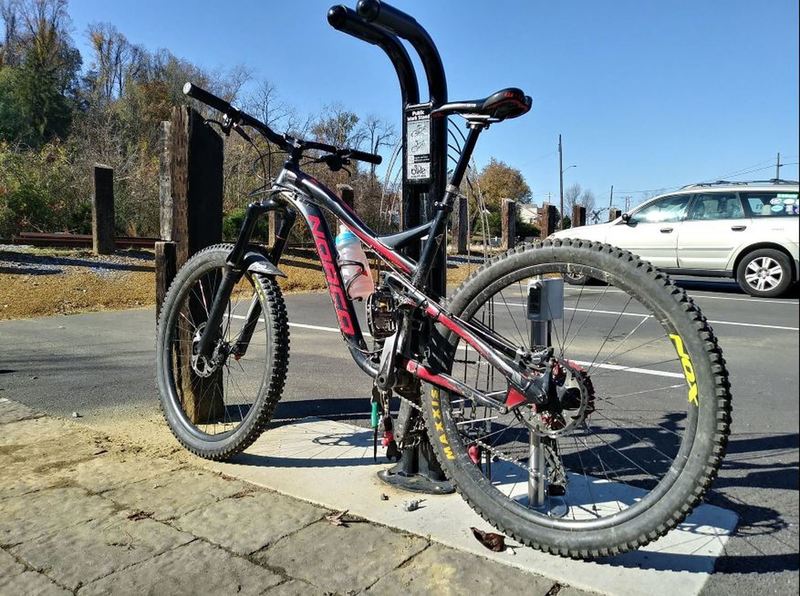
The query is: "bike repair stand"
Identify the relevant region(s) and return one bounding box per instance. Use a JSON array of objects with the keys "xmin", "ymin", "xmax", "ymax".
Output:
[
  {"xmin": 527, "ymin": 278, "xmax": 567, "ymax": 516},
  {"xmin": 329, "ymin": 1, "xmax": 453, "ymax": 495}
]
